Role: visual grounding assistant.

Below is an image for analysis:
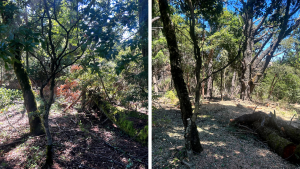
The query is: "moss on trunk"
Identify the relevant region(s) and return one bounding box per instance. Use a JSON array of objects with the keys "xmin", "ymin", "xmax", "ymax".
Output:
[{"xmin": 13, "ymin": 49, "xmax": 44, "ymax": 136}]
